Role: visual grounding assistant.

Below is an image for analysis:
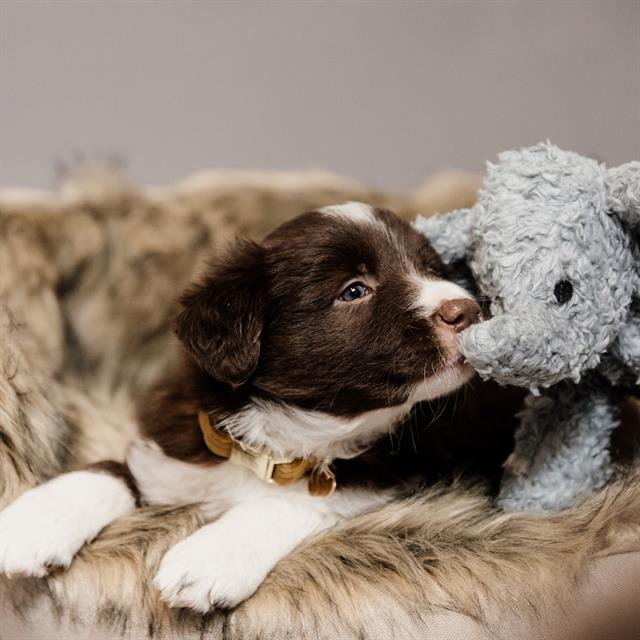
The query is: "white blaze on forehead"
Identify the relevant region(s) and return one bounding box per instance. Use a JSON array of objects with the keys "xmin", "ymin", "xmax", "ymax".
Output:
[
  {"xmin": 319, "ymin": 201, "xmax": 376, "ymax": 224},
  {"xmin": 410, "ymin": 275, "xmax": 474, "ymax": 316}
]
